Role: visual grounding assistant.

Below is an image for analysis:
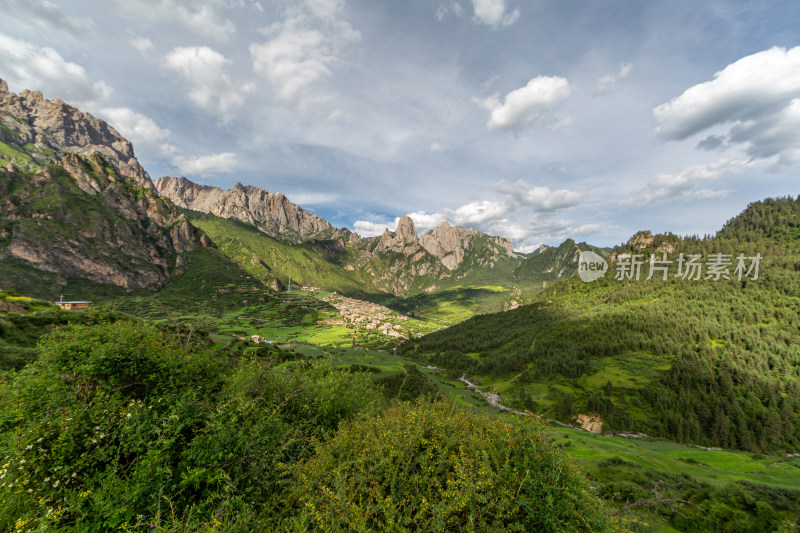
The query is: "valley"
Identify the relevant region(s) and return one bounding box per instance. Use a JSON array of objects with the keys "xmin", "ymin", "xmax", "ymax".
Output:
[{"xmin": 1, "ymin": 79, "xmax": 799, "ymax": 532}]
